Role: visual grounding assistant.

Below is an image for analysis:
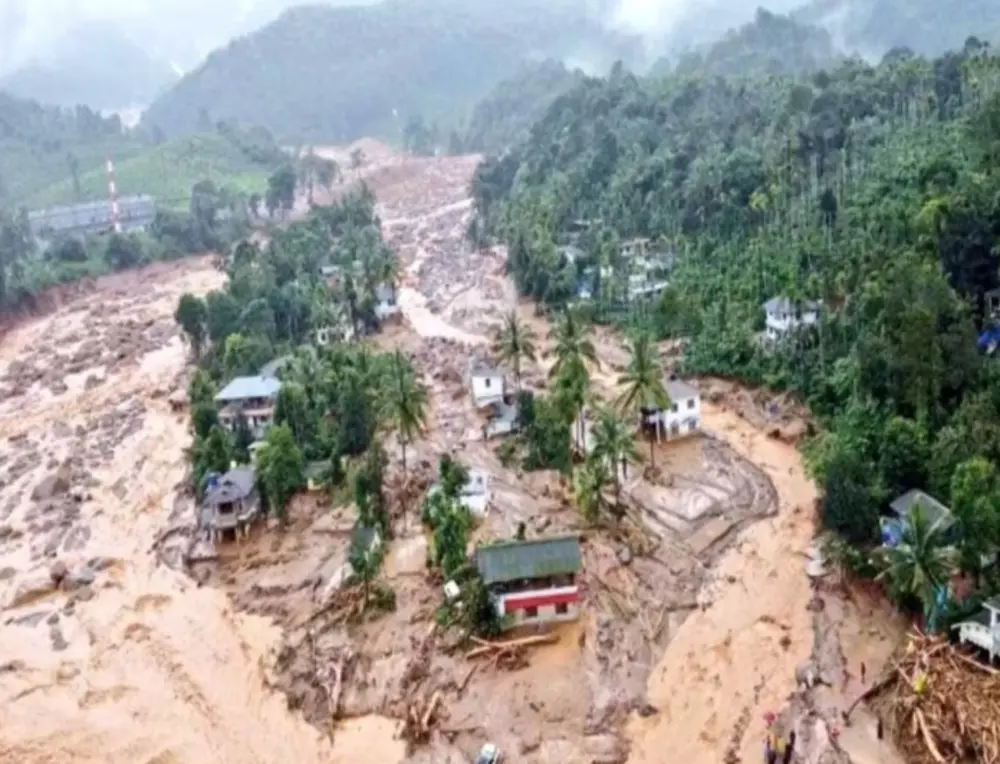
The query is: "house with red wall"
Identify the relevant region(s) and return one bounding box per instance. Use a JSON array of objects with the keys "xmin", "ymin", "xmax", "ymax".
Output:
[{"xmin": 475, "ymin": 536, "xmax": 582, "ymax": 630}]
